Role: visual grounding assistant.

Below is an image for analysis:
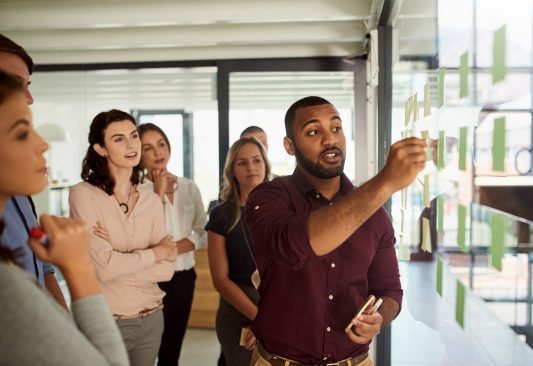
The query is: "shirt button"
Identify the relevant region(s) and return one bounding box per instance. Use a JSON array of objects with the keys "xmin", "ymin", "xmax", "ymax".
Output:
[
  {"xmin": 331, "ymin": 263, "xmax": 336, "ymax": 268},
  {"xmin": 328, "ymin": 295, "xmax": 333, "ymax": 300},
  {"xmin": 254, "ymin": 205, "xmax": 259, "ymax": 210},
  {"xmin": 326, "ymin": 326, "xmax": 331, "ymax": 332}
]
